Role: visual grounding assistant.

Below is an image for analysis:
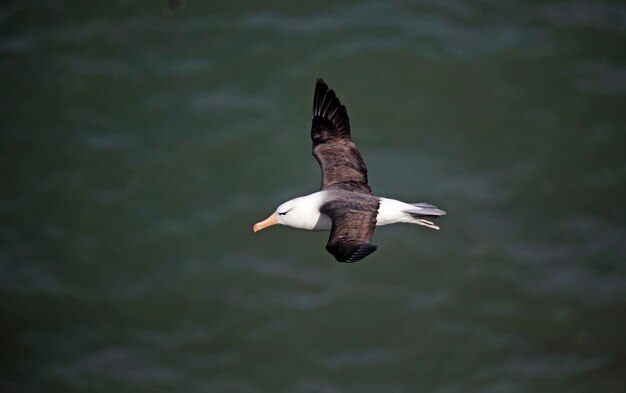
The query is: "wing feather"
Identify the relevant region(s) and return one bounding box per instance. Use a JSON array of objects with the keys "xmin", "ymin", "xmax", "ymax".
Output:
[
  {"xmin": 312, "ymin": 79, "xmax": 371, "ymax": 194},
  {"xmin": 320, "ymin": 197, "xmax": 379, "ymax": 263}
]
